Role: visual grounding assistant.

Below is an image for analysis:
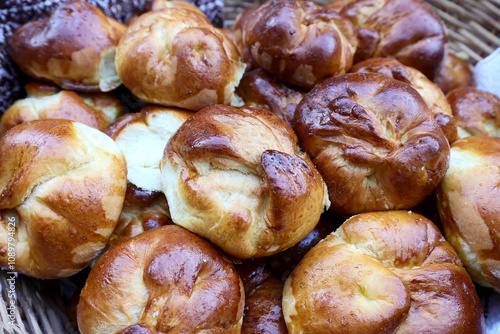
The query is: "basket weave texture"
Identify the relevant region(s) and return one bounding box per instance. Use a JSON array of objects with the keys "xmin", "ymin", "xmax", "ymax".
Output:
[{"xmin": 1, "ymin": 0, "xmax": 499, "ymax": 333}]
